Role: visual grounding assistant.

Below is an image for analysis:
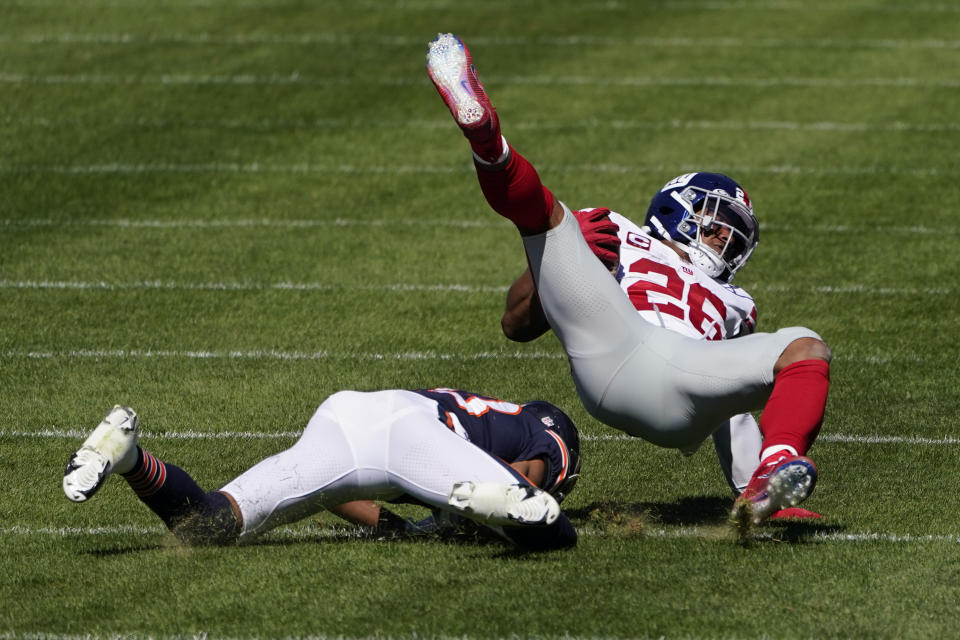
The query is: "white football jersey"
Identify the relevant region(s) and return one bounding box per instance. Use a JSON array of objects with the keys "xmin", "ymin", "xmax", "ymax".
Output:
[{"xmin": 606, "ymin": 211, "xmax": 757, "ymax": 341}]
